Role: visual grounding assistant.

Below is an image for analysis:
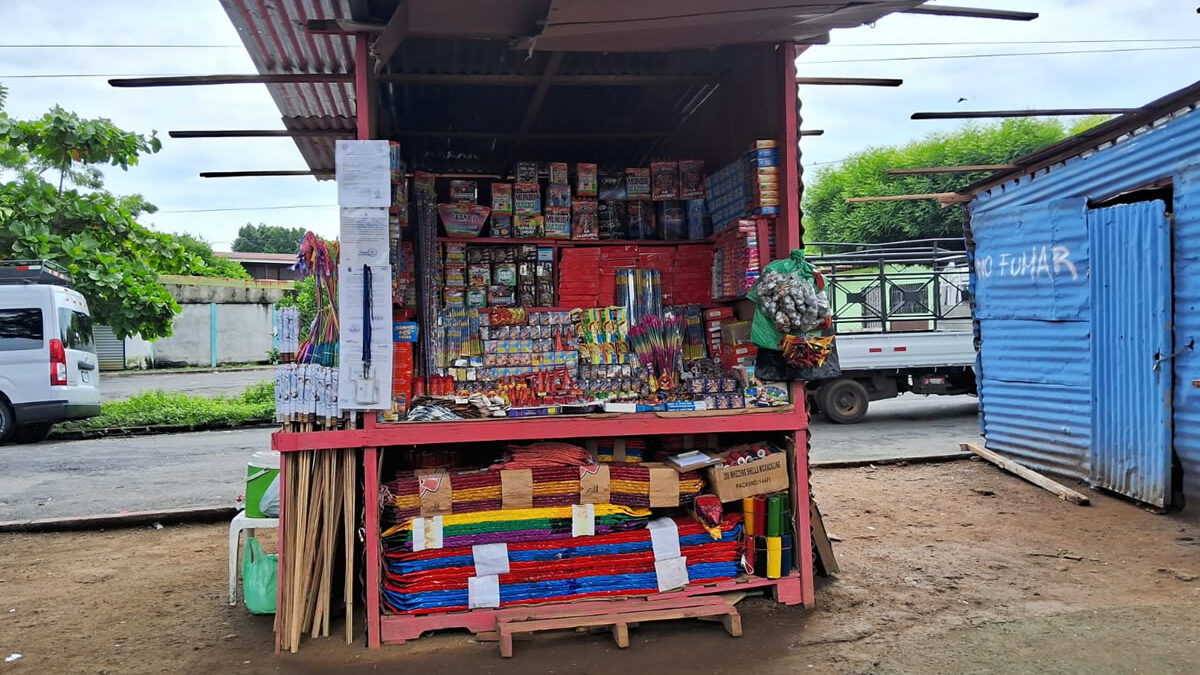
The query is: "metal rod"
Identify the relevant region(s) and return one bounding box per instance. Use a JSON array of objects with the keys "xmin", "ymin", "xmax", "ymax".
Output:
[
  {"xmin": 799, "ymin": 129, "xmax": 824, "ymax": 137},
  {"xmin": 200, "ymin": 170, "xmax": 328, "ymax": 178},
  {"xmin": 795, "ymin": 77, "xmax": 902, "ymax": 87},
  {"xmin": 912, "ymin": 109, "xmax": 1134, "ymax": 120},
  {"xmin": 170, "ymin": 129, "xmax": 353, "ymax": 139},
  {"xmin": 846, "ymin": 192, "xmax": 972, "ymax": 204},
  {"xmin": 109, "ymin": 74, "xmax": 352, "ymax": 87},
  {"xmin": 902, "ymin": 5, "xmax": 1038, "ymax": 21}
]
